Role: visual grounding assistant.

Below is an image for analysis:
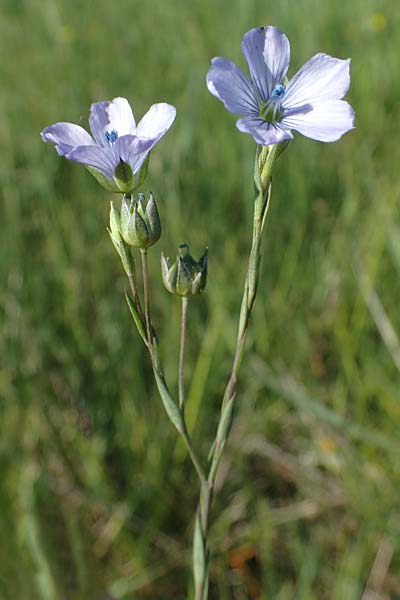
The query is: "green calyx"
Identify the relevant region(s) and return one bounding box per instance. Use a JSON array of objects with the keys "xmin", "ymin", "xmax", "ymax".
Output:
[
  {"xmin": 113, "ymin": 160, "xmax": 135, "ymax": 193},
  {"xmin": 86, "ymin": 154, "xmax": 150, "ymax": 194},
  {"xmin": 161, "ymin": 243, "xmax": 208, "ymax": 297}
]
